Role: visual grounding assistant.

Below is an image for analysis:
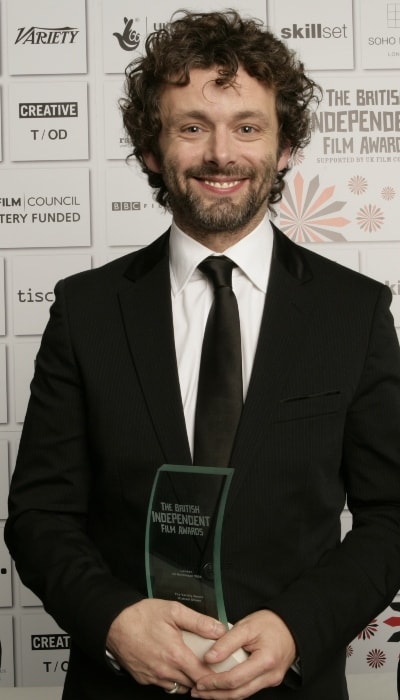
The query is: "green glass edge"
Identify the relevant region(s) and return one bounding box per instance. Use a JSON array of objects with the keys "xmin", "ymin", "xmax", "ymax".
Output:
[
  {"xmin": 159, "ymin": 463, "xmax": 232, "ymax": 476},
  {"xmin": 145, "ymin": 463, "xmax": 234, "ymax": 627},
  {"xmin": 213, "ymin": 469, "xmax": 234, "ymax": 627},
  {"xmin": 144, "ymin": 468, "xmax": 161, "ymax": 598}
]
